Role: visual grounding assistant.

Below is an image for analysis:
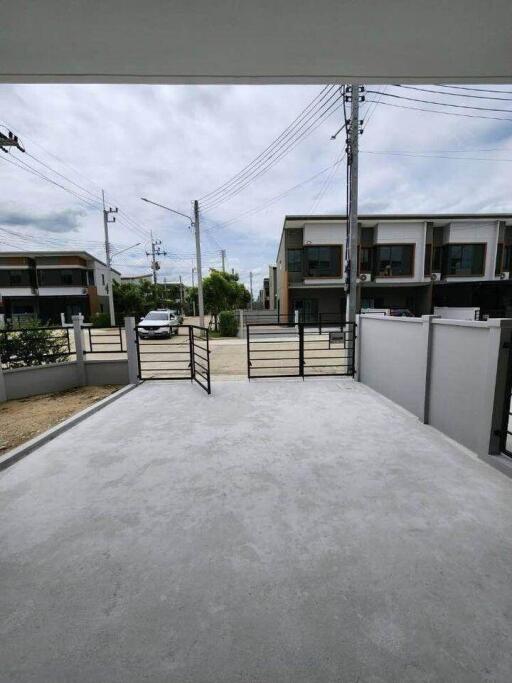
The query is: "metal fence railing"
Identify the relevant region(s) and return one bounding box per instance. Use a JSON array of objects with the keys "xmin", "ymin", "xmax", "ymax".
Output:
[
  {"xmin": 82, "ymin": 326, "xmax": 125, "ymax": 355},
  {"xmin": 246, "ymin": 321, "xmax": 356, "ymax": 379},
  {"xmin": 0, "ymin": 326, "xmax": 72, "ymax": 370}
]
